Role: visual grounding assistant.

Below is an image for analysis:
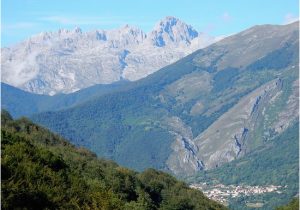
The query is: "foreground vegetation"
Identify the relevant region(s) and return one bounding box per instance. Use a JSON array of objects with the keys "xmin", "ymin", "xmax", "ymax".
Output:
[
  {"xmin": 276, "ymin": 198, "xmax": 299, "ymax": 210},
  {"xmin": 1, "ymin": 110, "xmax": 226, "ymax": 210}
]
